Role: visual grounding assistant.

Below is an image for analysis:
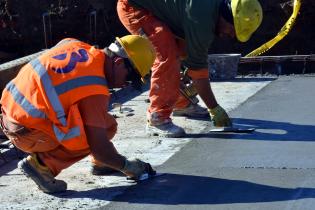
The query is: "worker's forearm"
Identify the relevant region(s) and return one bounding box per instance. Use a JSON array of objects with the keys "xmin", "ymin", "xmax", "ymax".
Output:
[
  {"xmin": 92, "ymin": 141, "xmax": 126, "ymax": 170},
  {"xmin": 86, "ymin": 126, "xmax": 125, "ymax": 170},
  {"xmin": 193, "ymin": 78, "xmax": 218, "ymax": 109}
]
